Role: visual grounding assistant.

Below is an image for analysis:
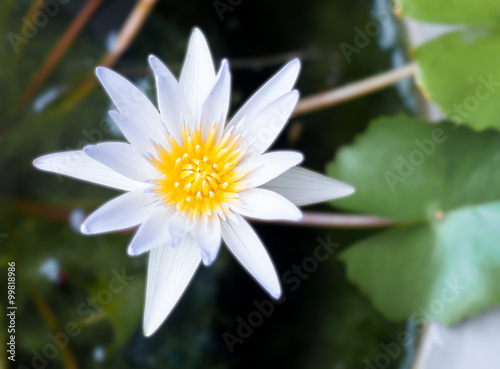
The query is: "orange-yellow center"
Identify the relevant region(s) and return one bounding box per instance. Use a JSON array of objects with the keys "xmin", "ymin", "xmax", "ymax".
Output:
[{"xmin": 149, "ymin": 122, "xmax": 248, "ymax": 220}]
